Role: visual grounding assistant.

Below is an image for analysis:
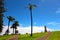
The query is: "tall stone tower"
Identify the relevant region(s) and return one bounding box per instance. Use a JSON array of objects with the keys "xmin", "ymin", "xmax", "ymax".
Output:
[{"xmin": 44, "ymin": 26, "xmax": 47, "ymax": 32}]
